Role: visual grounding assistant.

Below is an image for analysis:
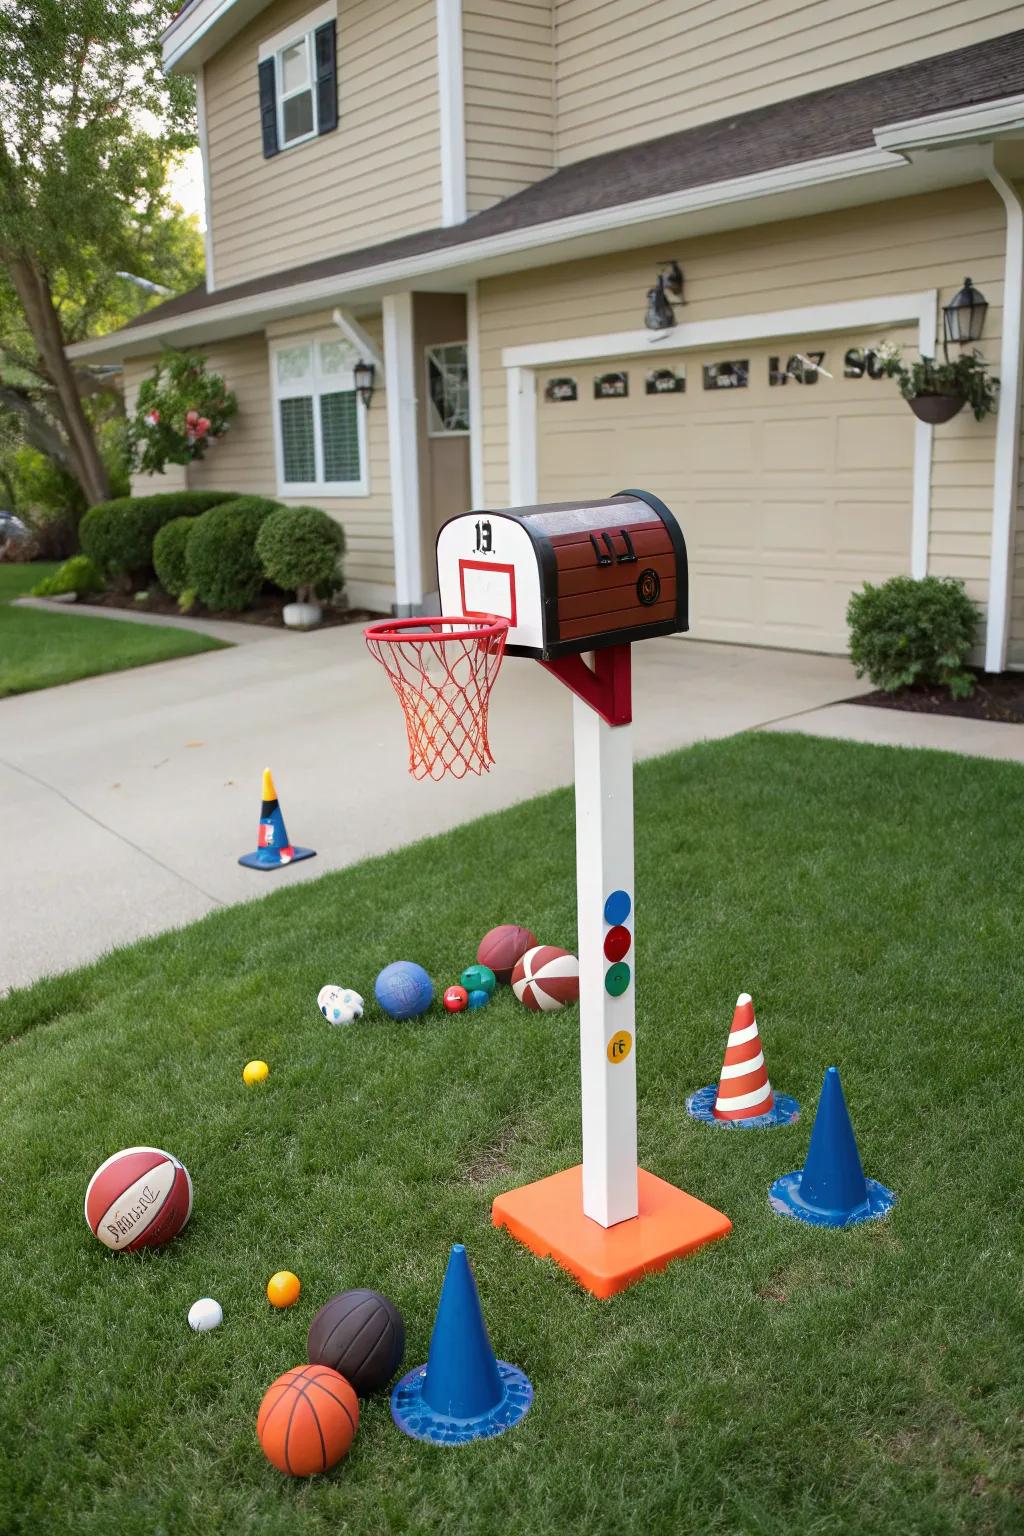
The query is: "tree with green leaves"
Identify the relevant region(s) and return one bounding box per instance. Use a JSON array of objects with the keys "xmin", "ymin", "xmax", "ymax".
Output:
[{"xmin": 0, "ymin": 1, "xmax": 202, "ymax": 506}]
